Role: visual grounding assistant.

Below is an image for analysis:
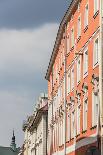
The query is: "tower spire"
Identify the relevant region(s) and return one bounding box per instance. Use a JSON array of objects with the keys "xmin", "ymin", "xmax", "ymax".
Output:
[{"xmin": 10, "ymin": 130, "xmax": 16, "ymax": 151}]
